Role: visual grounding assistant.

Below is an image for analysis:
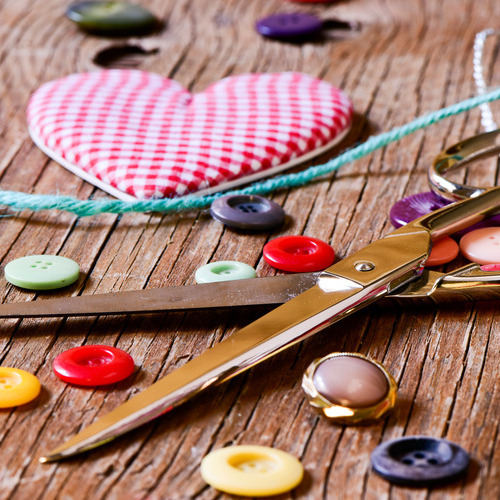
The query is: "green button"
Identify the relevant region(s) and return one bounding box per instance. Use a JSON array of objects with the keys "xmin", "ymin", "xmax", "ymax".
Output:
[
  {"xmin": 195, "ymin": 261, "xmax": 257, "ymax": 284},
  {"xmin": 5, "ymin": 255, "xmax": 80, "ymax": 290},
  {"xmin": 66, "ymin": 1, "xmax": 159, "ymax": 35}
]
